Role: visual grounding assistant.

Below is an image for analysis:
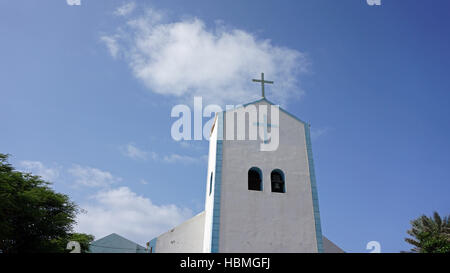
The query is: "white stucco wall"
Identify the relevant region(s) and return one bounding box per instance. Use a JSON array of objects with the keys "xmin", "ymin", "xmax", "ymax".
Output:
[
  {"xmin": 215, "ymin": 100, "xmax": 318, "ymax": 252},
  {"xmin": 150, "ymin": 100, "xmax": 328, "ymax": 253},
  {"xmin": 154, "ymin": 211, "xmax": 205, "ymax": 253}
]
